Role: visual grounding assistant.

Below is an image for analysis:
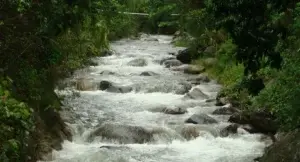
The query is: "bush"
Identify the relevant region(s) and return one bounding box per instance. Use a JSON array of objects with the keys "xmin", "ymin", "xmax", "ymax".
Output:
[
  {"xmin": 0, "ymin": 76, "xmax": 33, "ymax": 161},
  {"xmin": 254, "ymin": 49, "xmax": 300, "ymax": 130}
]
